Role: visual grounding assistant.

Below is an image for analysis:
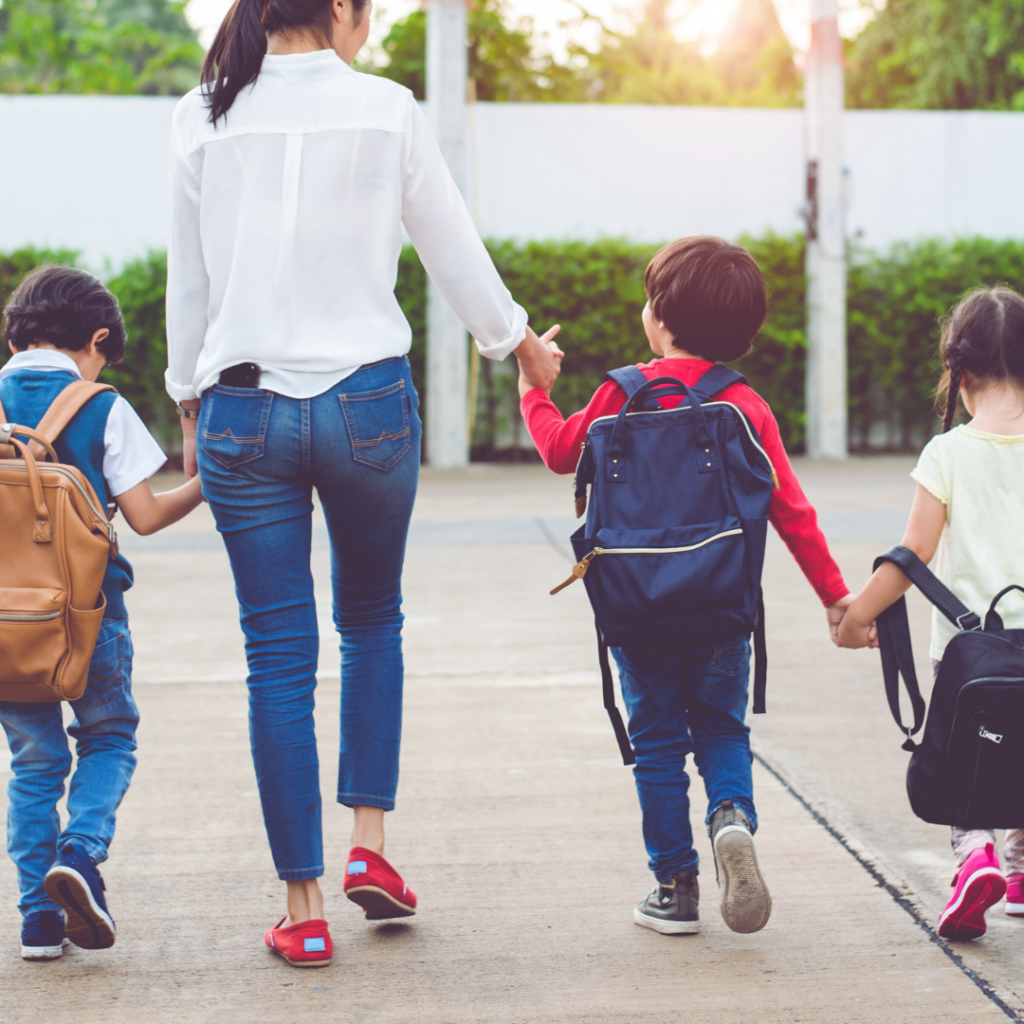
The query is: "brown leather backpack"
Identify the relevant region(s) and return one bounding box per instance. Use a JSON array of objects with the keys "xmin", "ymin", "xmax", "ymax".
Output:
[{"xmin": 0, "ymin": 381, "xmax": 120, "ymax": 702}]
